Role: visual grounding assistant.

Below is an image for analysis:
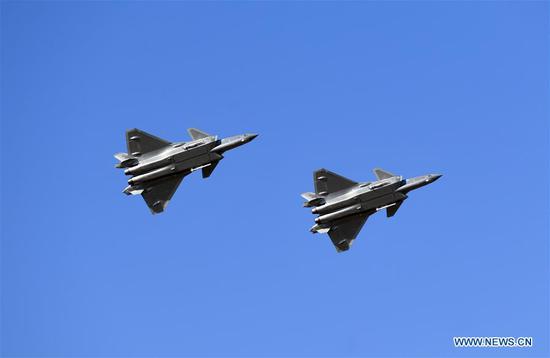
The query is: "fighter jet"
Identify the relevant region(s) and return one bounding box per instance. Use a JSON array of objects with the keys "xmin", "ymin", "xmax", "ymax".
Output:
[
  {"xmin": 114, "ymin": 128, "xmax": 257, "ymax": 214},
  {"xmin": 302, "ymin": 168, "xmax": 441, "ymax": 252}
]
